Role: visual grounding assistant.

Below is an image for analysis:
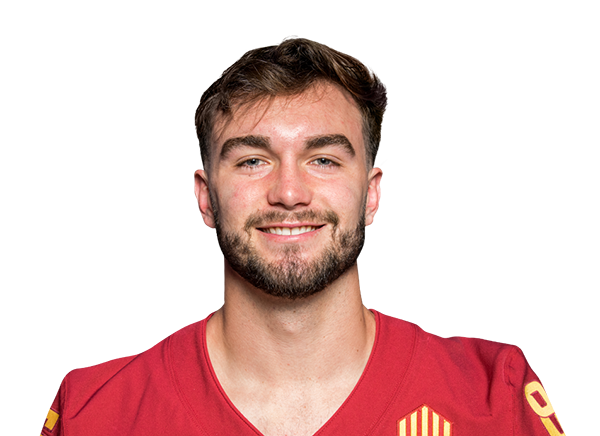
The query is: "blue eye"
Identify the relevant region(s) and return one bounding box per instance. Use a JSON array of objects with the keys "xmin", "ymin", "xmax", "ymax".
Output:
[
  {"xmin": 313, "ymin": 157, "xmax": 336, "ymax": 166},
  {"xmin": 240, "ymin": 158, "xmax": 265, "ymax": 168}
]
